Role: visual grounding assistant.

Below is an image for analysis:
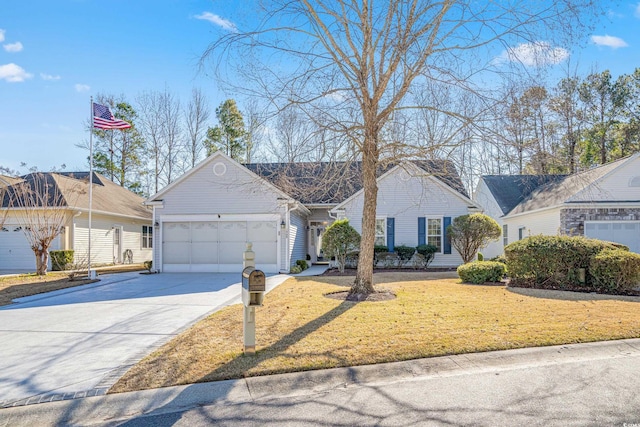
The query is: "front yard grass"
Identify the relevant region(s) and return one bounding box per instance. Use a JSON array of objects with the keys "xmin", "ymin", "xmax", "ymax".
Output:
[{"xmin": 110, "ymin": 273, "xmax": 640, "ymax": 393}]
